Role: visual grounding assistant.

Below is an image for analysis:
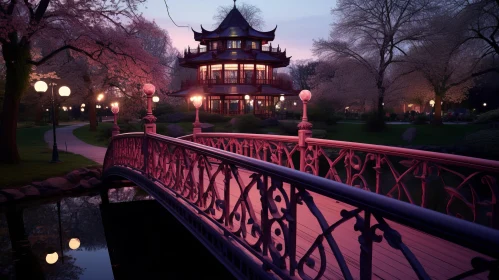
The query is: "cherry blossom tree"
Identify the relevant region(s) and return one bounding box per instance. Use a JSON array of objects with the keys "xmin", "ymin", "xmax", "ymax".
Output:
[
  {"xmin": 314, "ymin": 0, "xmax": 436, "ymax": 124},
  {"xmin": 0, "ymin": 1, "xmax": 174, "ymax": 163}
]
